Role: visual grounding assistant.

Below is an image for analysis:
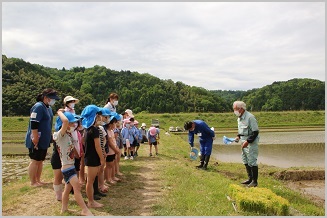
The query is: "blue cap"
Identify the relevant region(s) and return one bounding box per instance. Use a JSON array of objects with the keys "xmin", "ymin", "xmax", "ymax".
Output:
[
  {"xmin": 55, "ymin": 111, "xmax": 79, "ymax": 131},
  {"xmin": 223, "ymin": 136, "xmax": 235, "ymax": 145},
  {"xmin": 74, "ymin": 114, "xmax": 82, "ymax": 120},
  {"xmin": 190, "ymin": 147, "xmax": 199, "ymax": 160},
  {"xmin": 81, "ymin": 105, "xmax": 100, "ymax": 128},
  {"xmin": 98, "ymin": 107, "xmax": 112, "ymax": 116}
]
